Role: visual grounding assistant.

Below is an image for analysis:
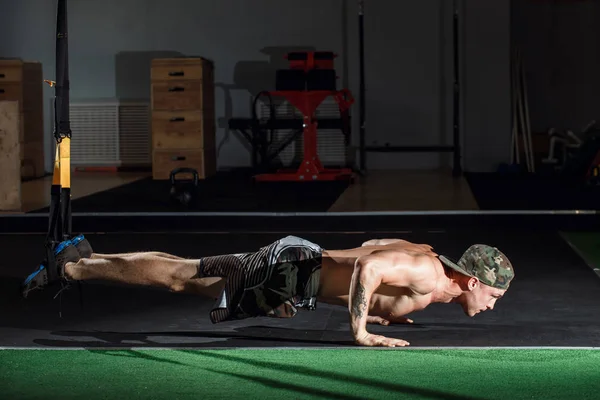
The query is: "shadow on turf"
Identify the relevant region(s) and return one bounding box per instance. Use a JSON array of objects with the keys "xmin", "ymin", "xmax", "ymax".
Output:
[
  {"xmin": 74, "ymin": 346, "xmax": 487, "ymax": 400},
  {"xmin": 92, "ymin": 347, "xmax": 486, "ymax": 400},
  {"xmin": 191, "ymin": 350, "xmax": 487, "ymax": 400},
  {"xmin": 202, "ymin": 368, "xmax": 372, "ymax": 400},
  {"xmin": 88, "ymin": 348, "xmax": 376, "ymax": 400},
  {"xmin": 89, "ymin": 349, "xmax": 191, "ymax": 367},
  {"xmin": 85, "ymin": 348, "xmax": 372, "ymax": 400}
]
